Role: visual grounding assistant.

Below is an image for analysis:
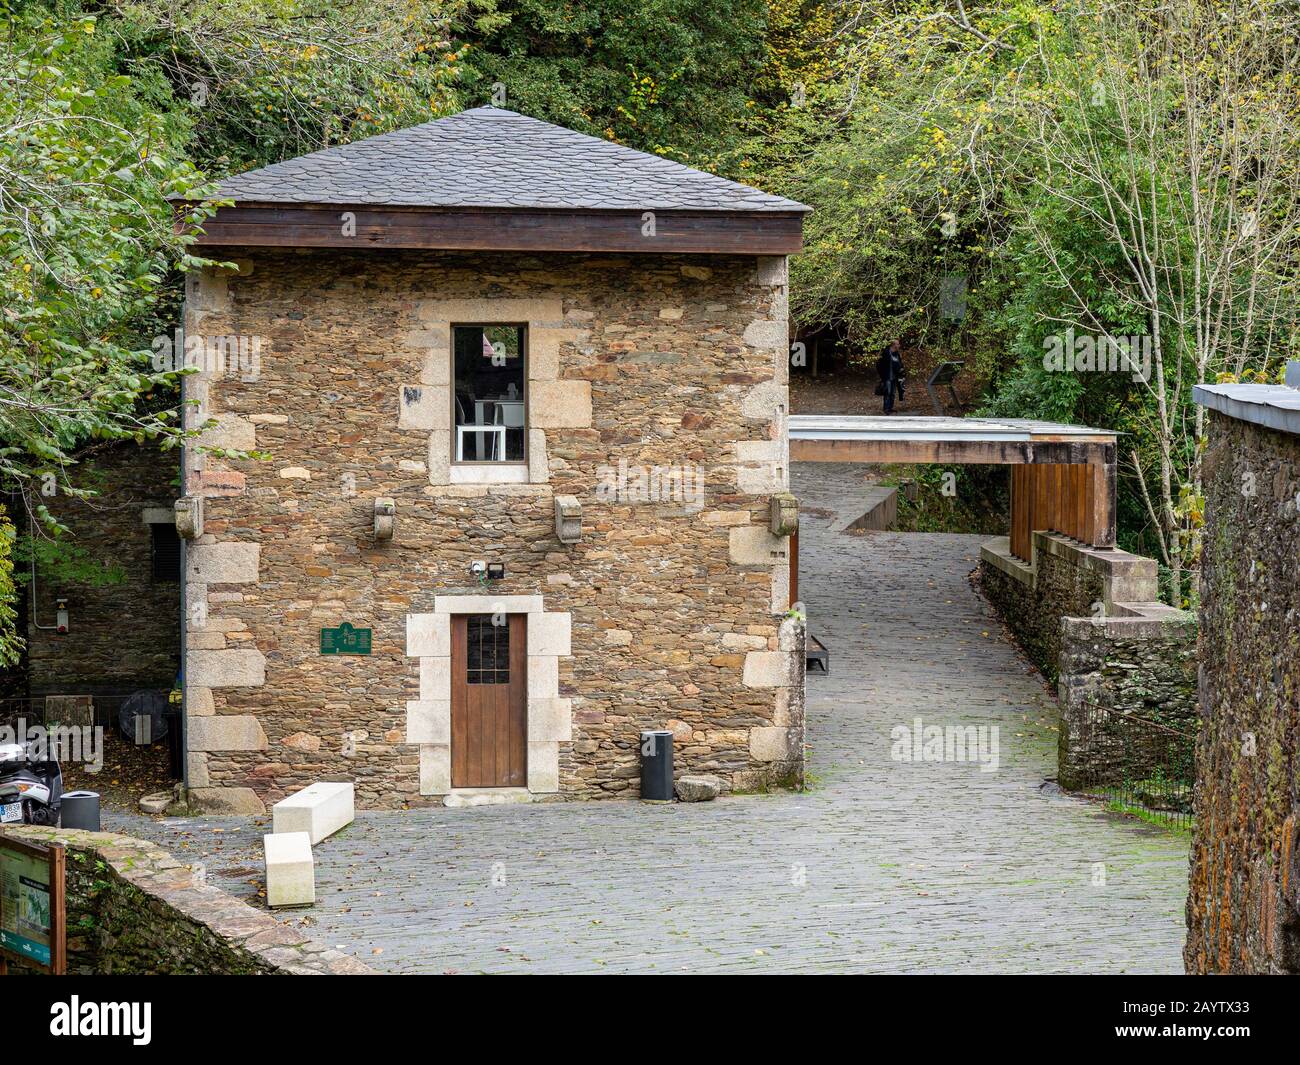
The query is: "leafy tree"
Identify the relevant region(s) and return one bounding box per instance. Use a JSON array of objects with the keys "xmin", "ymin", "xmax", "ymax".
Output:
[
  {"xmin": 759, "ymin": 0, "xmax": 1300, "ymax": 602},
  {"xmin": 0, "ymin": 0, "xmax": 466, "ymax": 659},
  {"xmin": 995, "ymin": 0, "xmax": 1300, "ymax": 601},
  {"xmin": 0, "ymin": 7, "xmax": 213, "ymax": 524},
  {"xmin": 110, "ymin": 0, "xmax": 467, "ymax": 172},
  {"xmin": 0, "ymin": 505, "xmax": 18, "ymax": 667},
  {"xmin": 753, "ymin": 1, "xmax": 1042, "ymax": 370},
  {"xmin": 450, "ymin": 0, "xmax": 769, "ymax": 166}
]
